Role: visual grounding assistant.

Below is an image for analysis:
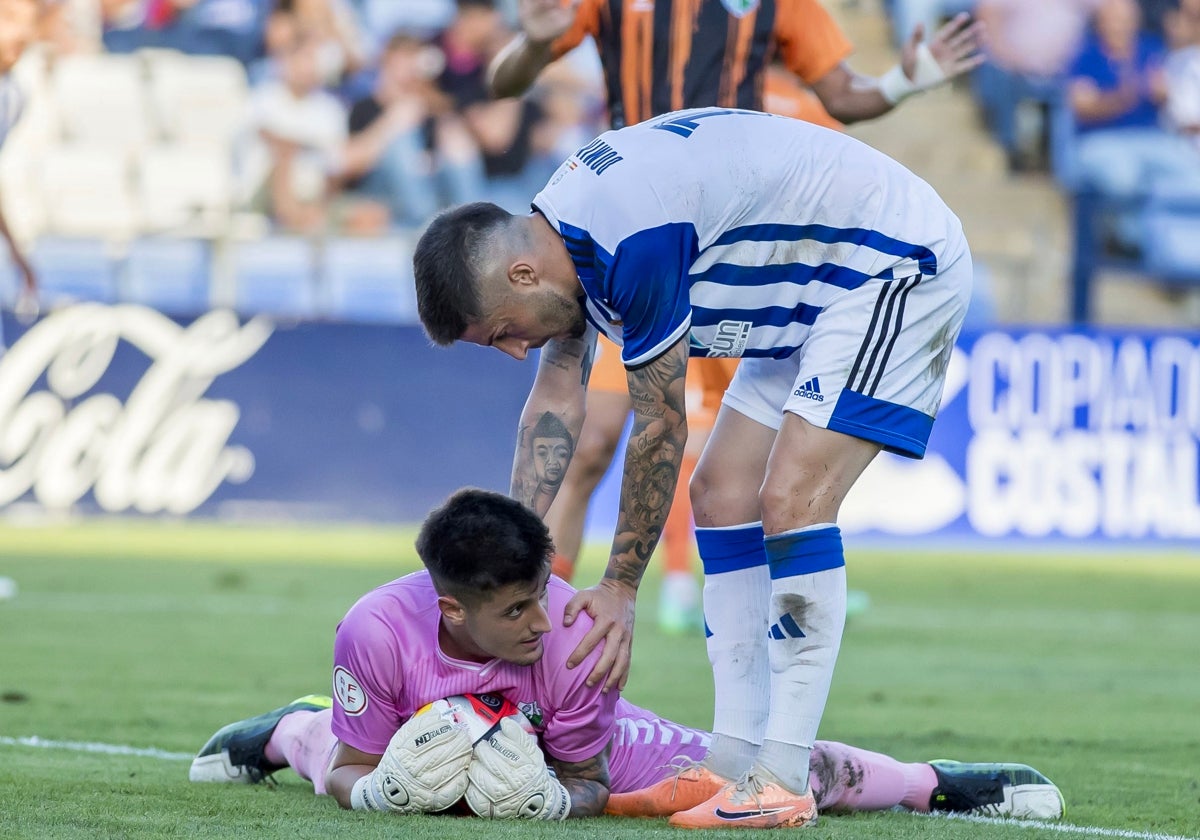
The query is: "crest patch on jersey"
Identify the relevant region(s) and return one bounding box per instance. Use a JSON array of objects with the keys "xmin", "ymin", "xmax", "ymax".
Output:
[
  {"xmin": 333, "ymin": 665, "xmax": 368, "ymax": 715},
  {"xmin": 721, "ymin": 0, "xmax": 760, "ymax": 18}
]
